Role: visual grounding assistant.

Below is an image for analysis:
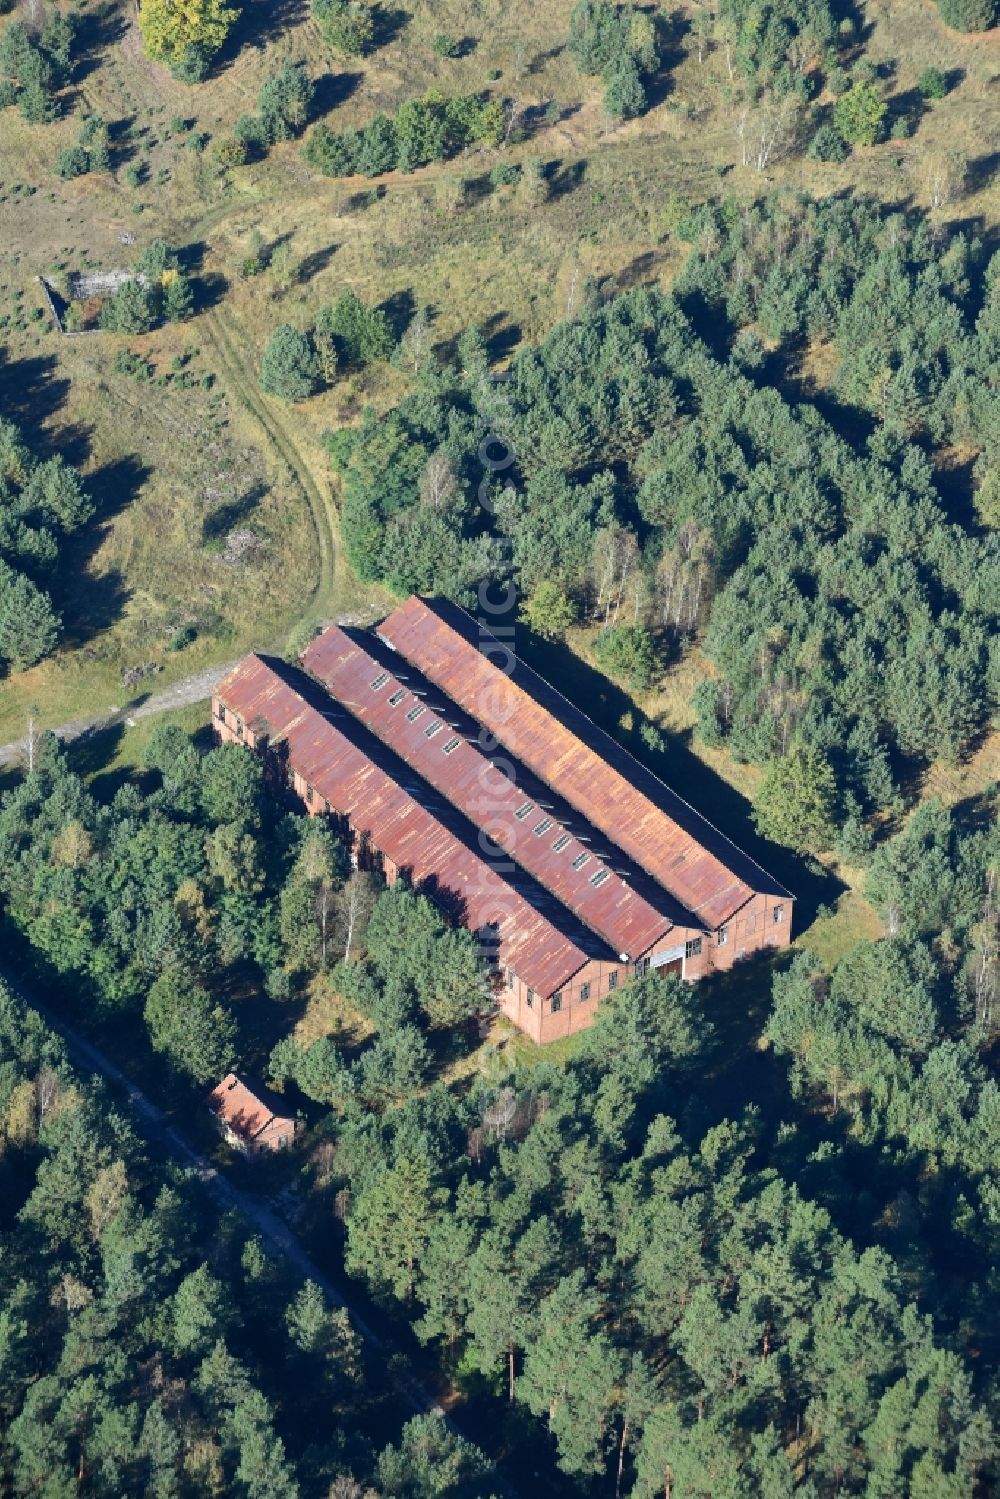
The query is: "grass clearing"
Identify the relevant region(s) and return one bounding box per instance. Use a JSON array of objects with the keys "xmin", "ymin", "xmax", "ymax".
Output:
[
  {"xmin": 797, "ymin": 882, "xmax": 884, "ymax": 972},
  {"xmin": 294, "ymin": 972, "xmax": 376, "ymax": 1052}
]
